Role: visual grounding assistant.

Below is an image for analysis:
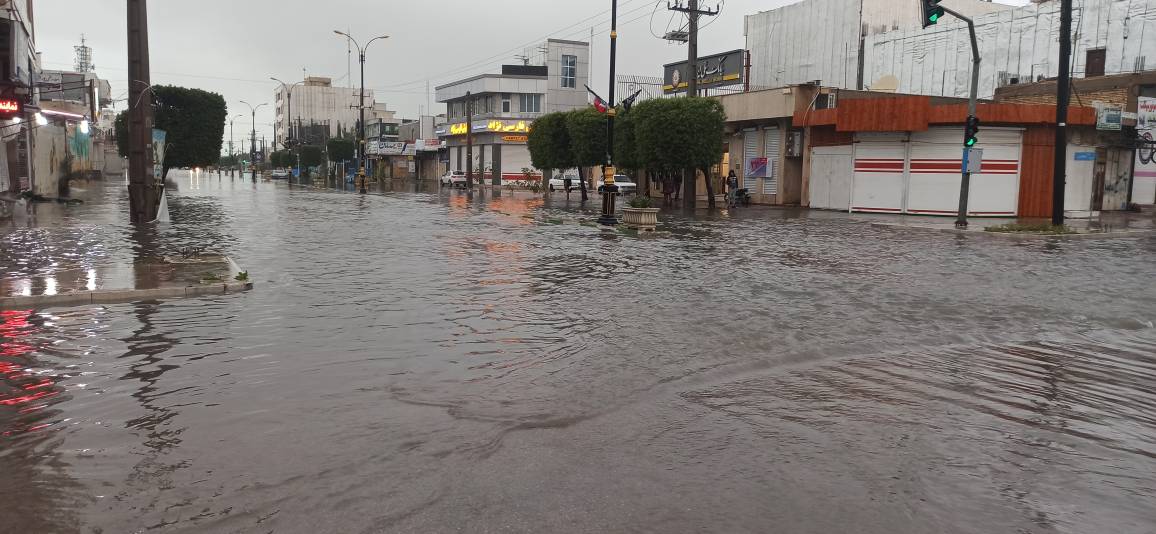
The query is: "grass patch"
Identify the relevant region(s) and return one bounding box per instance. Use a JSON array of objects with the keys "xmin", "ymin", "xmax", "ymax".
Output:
[{"xmin": 984, "ymin": 223, "xmax": 1077, "ymax": 235}]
